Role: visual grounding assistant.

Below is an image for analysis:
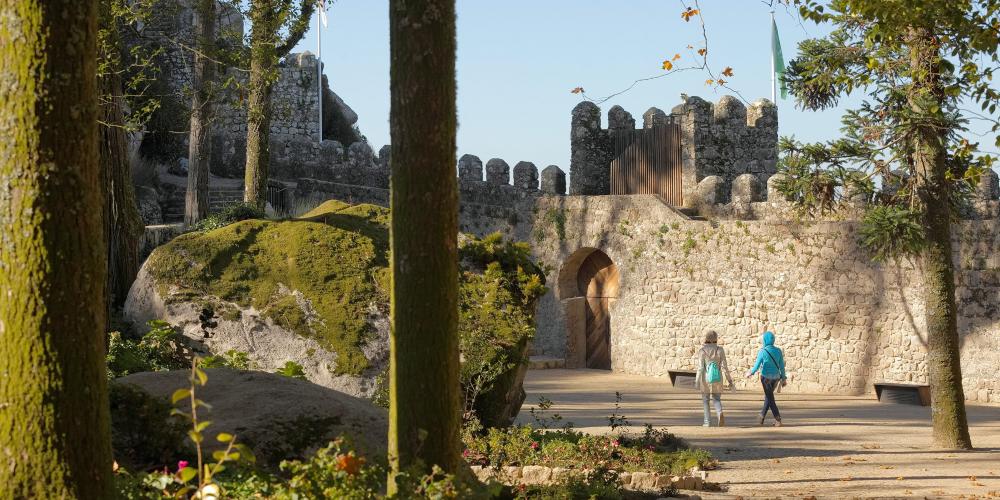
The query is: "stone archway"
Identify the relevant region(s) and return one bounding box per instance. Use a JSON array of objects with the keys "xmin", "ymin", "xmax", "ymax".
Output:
[{"xmin": 558, "ymin": 248, "xmax": 619, "ymax": 369}]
